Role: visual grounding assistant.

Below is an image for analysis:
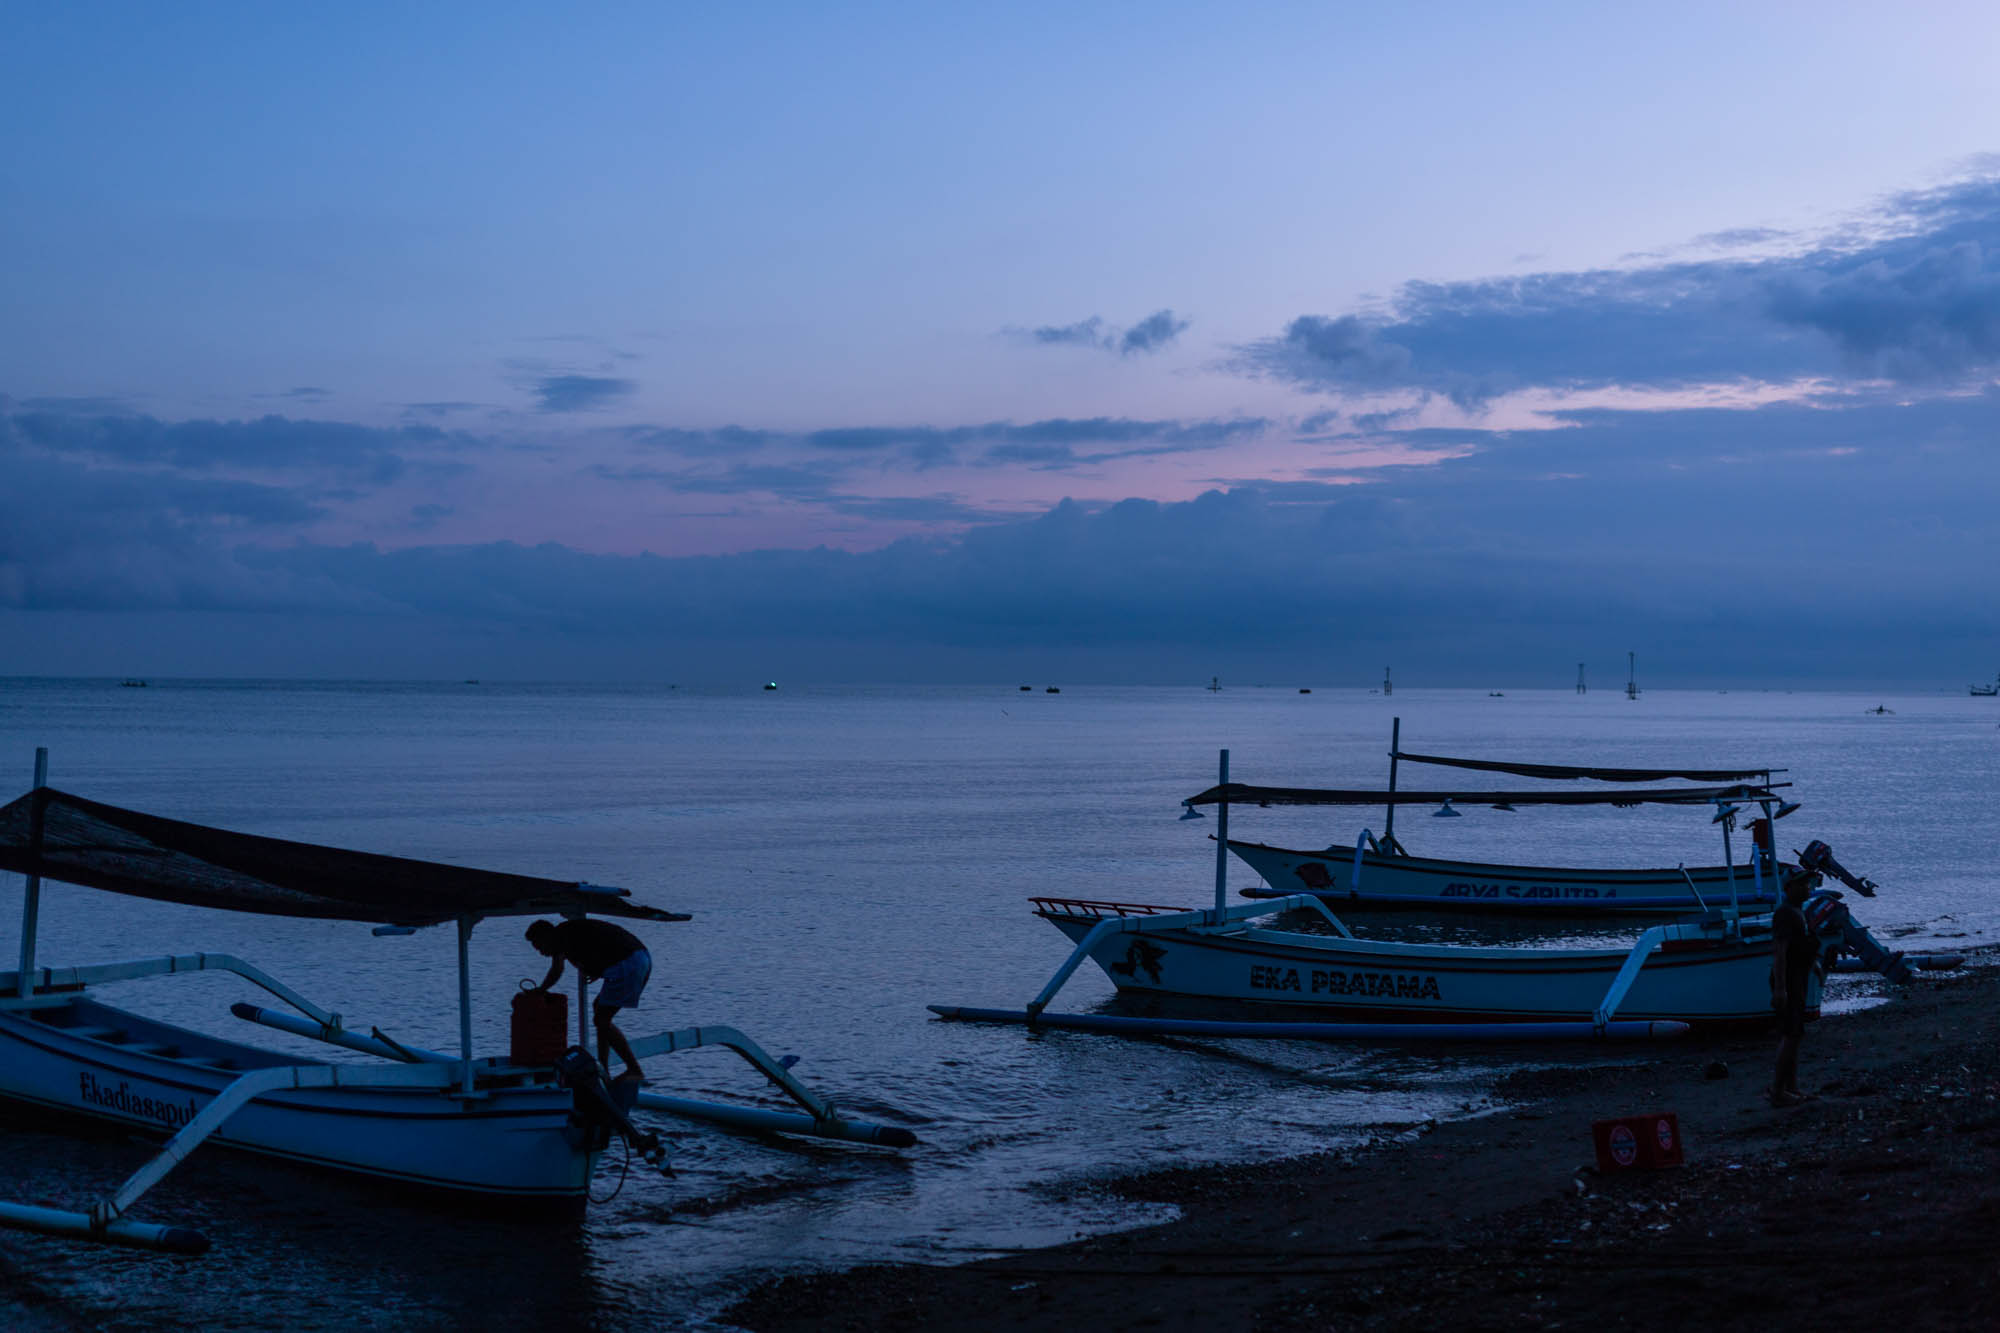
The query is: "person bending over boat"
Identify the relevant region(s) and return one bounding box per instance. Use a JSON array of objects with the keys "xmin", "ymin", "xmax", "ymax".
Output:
[
  {"xmin": 526, "ymin": 918, "xmax": 653, "ymax": 1083},
  {"xmin": 1768, "ymin": 870, "xmax": 1823, "ymax": 1108}
]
